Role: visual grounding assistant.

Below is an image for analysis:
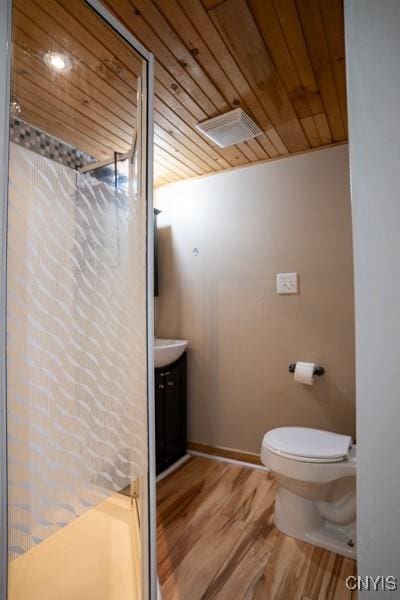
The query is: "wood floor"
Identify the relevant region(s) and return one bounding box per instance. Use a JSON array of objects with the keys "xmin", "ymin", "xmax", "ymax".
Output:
[{"xmin": 157, "ymin": 456, "xmax": 357, "ymax": 600}]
